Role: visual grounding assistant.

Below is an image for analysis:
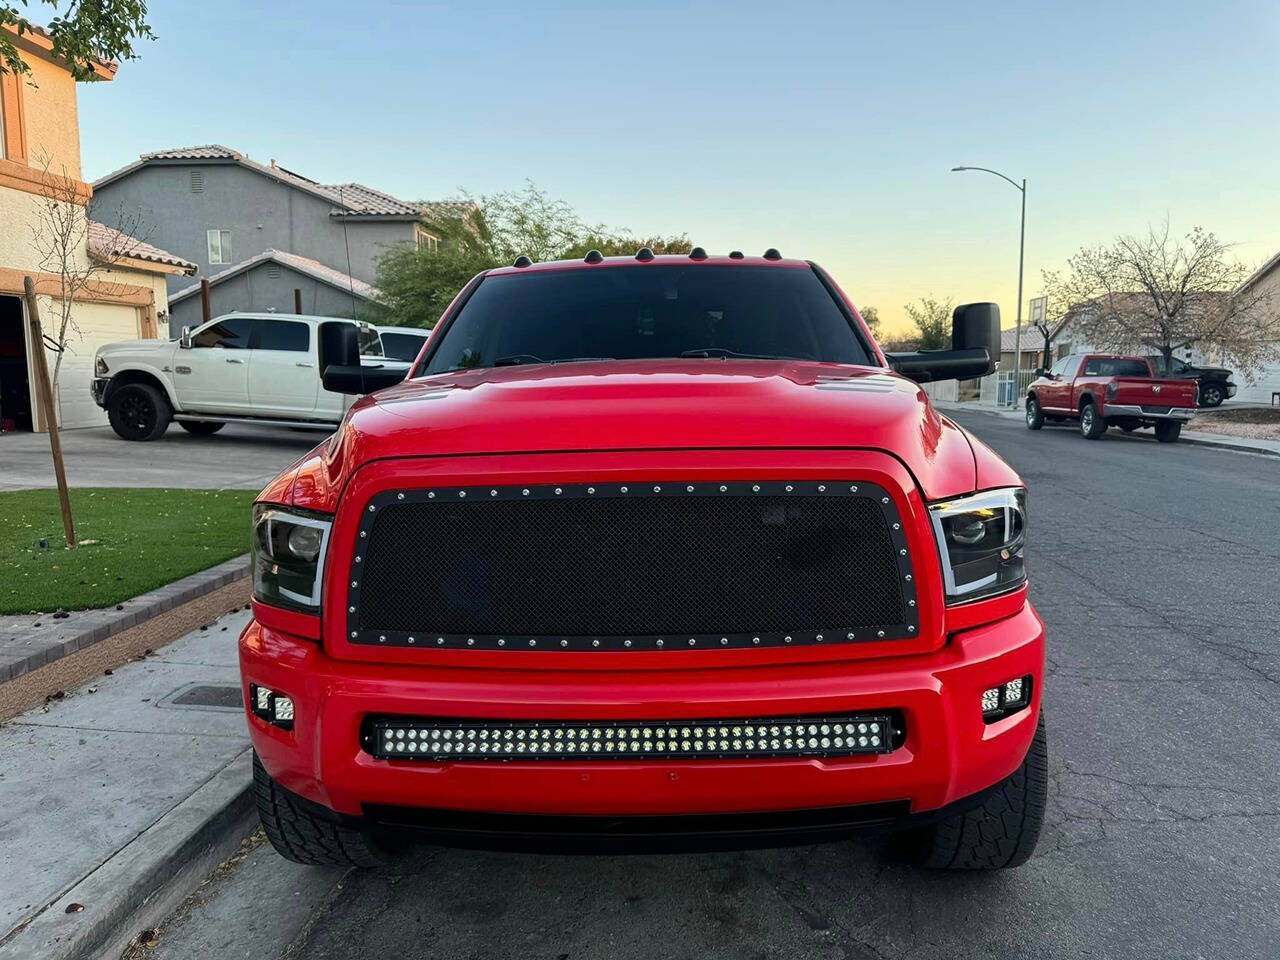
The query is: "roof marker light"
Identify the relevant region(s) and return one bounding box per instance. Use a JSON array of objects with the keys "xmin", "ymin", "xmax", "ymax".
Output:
[
  {"xmin": 689, "ymin": 246, "xmax": 708, "ymax": 260},
  {"xmin": 728, "ymin": 250, "xmax": 744, "ymax": 259},
  {"xmin": 763, "ymin": 248, "xmax": 782, "ymax": 260},
  {"xmin": 635, "ymin": 247, "xmax": 655, "ymax": 262},
  {"xmin": 583, "ymin": 249, "xmax": 603, "ymax": 264},
  {"xmin": 513, "ymin": 255, "xmax": 533, "ymax": 267}
]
